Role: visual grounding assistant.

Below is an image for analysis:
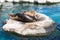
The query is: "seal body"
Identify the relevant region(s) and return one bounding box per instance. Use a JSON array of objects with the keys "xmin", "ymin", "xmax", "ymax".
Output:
[
  {"xmin": 9, "ymin": 11, "xmax": 41, "ymax": 22},
  {"xmin": 15, "ymin": 13, "xmax": 36, "ymax": 22},
  {"xmin": 9, "ymin": 13, "xmax": 36, "ymax": 22}
]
